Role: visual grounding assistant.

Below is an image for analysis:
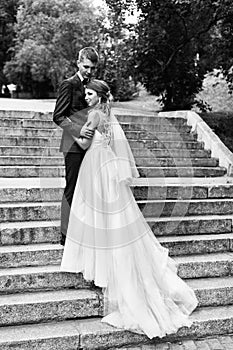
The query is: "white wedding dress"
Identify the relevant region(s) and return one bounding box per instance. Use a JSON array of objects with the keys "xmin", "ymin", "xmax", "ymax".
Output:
[{"xmin": 60, "ymin": 109, "xmax": 198, "ymax": 339}]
